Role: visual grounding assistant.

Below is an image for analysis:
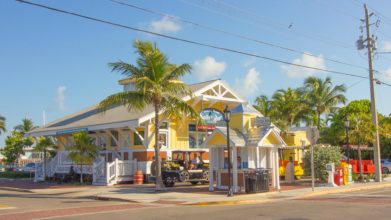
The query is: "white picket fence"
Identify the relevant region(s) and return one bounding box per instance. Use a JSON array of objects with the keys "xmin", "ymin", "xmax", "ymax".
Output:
[{"xmin": 35, "ymin": 151, "xmax": 138, "ymax": 186}]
